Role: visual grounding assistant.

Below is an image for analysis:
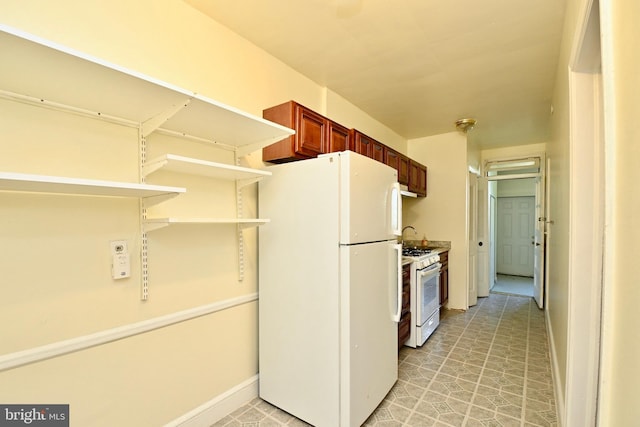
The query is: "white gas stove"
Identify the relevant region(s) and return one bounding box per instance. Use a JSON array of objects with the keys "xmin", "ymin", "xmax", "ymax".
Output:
[
  {"xmin": 402, "ymin": 247, "xmax": 441, "ymax": 347},
  {"xmin": 402, "ymin": 247, "xmax": 440, "ymax": 268}
]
